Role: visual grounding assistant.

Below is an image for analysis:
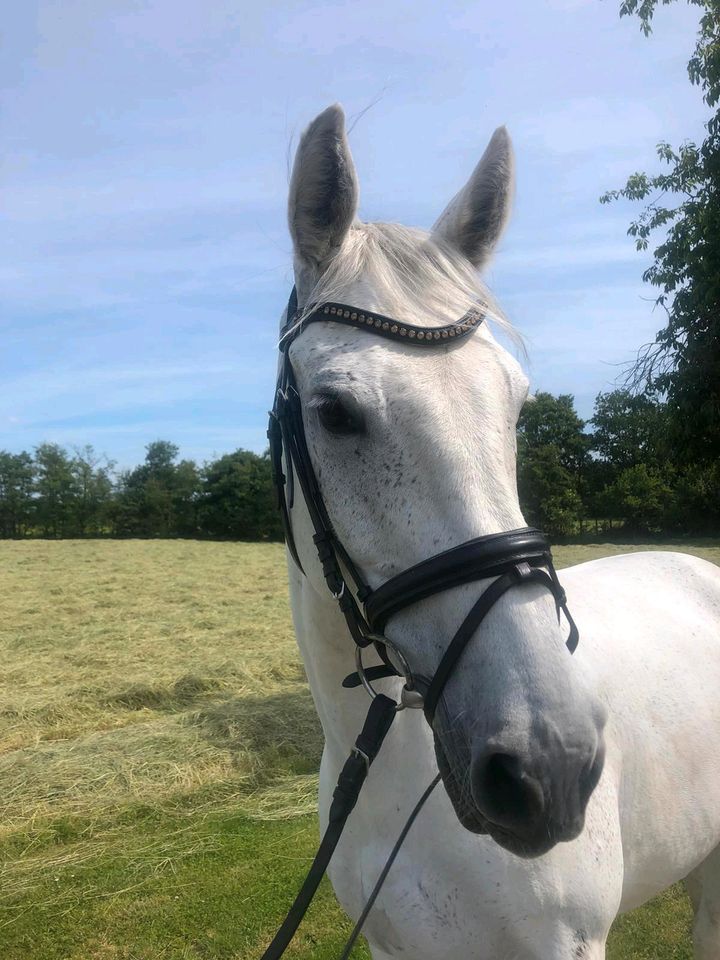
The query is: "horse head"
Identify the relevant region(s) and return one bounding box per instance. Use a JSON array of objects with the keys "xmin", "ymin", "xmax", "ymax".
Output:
[{"xmin": 281, "ymin": 104, "xmax": 606, "ymax": 858}]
